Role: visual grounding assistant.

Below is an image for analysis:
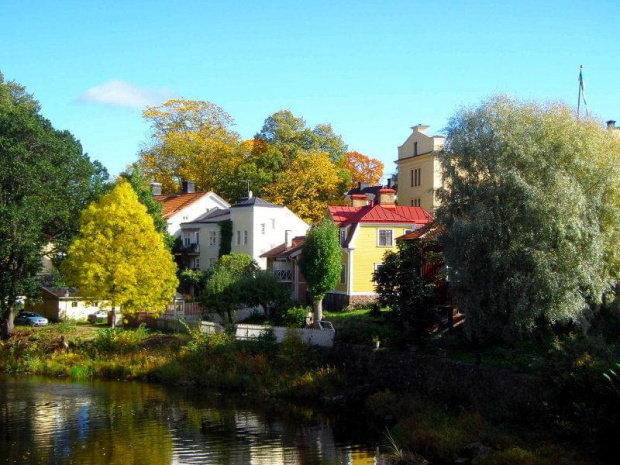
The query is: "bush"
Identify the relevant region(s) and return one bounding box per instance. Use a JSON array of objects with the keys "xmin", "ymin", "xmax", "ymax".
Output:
[
  {"xmin": 281, "ymin": 306, "xmax": 309, "ymax": 328},
  {"xmin": 93, "ymin": 324, "xmax": 149, "ymax": 353}
]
